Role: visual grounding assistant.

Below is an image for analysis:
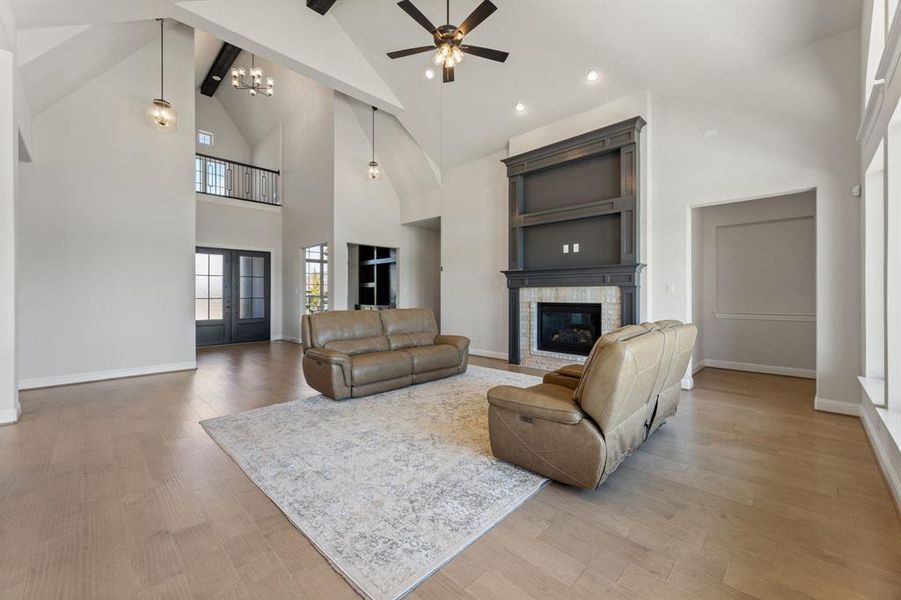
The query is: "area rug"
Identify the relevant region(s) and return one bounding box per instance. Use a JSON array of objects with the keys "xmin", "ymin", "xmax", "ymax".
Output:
[{"xmin": 201, "ymin": 365, "xmax": 547, "ymax": 600}]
